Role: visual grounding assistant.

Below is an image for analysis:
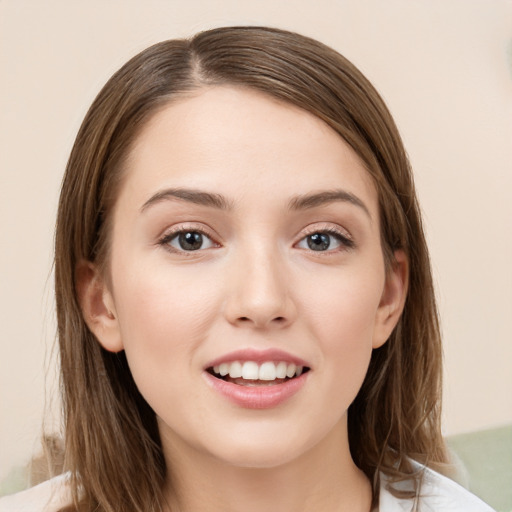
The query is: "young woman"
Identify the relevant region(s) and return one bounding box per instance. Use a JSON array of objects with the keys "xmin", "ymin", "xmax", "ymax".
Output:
[{"xmin": 0, "ymin": 26, "xmax": 495, "ymax": 512}]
